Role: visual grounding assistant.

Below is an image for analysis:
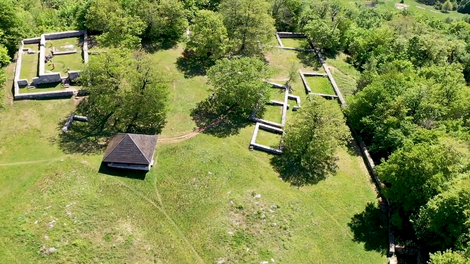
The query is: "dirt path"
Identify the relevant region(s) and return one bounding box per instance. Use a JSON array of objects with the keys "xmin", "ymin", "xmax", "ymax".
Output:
[
  {"xmin": 158, "ymin": 114, "xmax": 227, "ymax": 143},
  {"xmin": 158, "ymin": 130, "xmax": 202, "ymax": 143},
  {"xmin": 0, "ymin": 156, "xmax": 68, "ymax": 166},
  {"xmin": 117, "ymin": 181, "xmax": 206, "ymax": 264}
]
